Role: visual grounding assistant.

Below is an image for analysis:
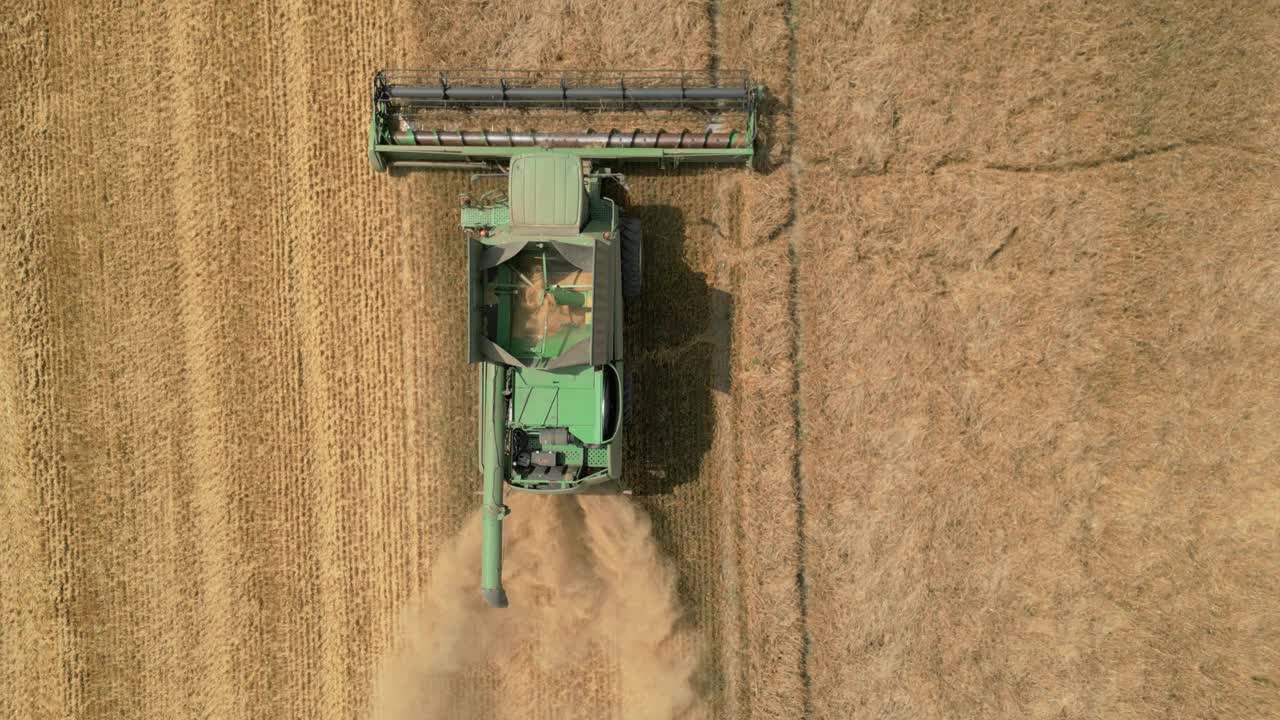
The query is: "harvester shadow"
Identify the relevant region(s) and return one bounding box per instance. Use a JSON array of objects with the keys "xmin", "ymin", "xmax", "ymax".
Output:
[{"xmin": 621, "ymin": 204, "xmax": 732, "ymax": 496}]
